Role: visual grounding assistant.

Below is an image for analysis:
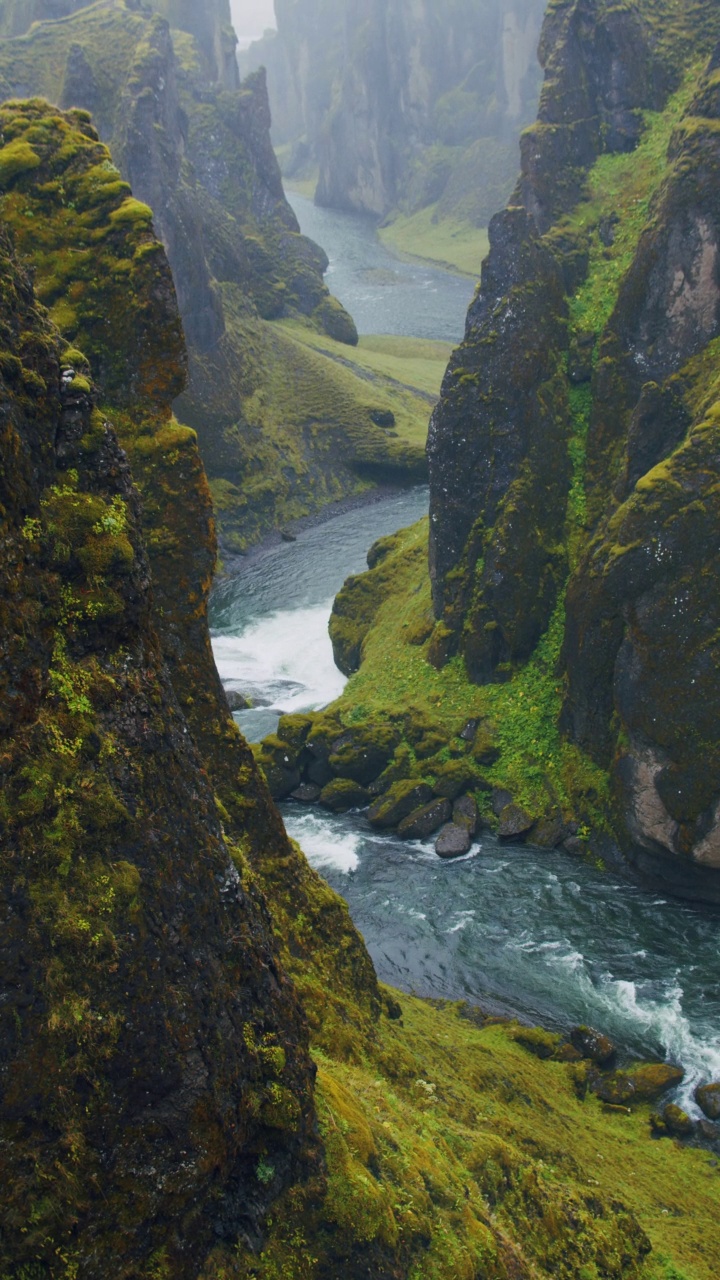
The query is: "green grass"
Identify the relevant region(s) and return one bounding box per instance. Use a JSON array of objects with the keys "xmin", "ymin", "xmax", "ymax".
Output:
[
  {"xmin": 567, "ymin": 70, "xmax": 702, "ymax": 336},
  {"xmin": 206, "ymin": 990, "xmax": 720, "ymax": 1280},
  {"xmin": 379, "ymin": 204, "xmax": 489, "ymax": 278}
]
